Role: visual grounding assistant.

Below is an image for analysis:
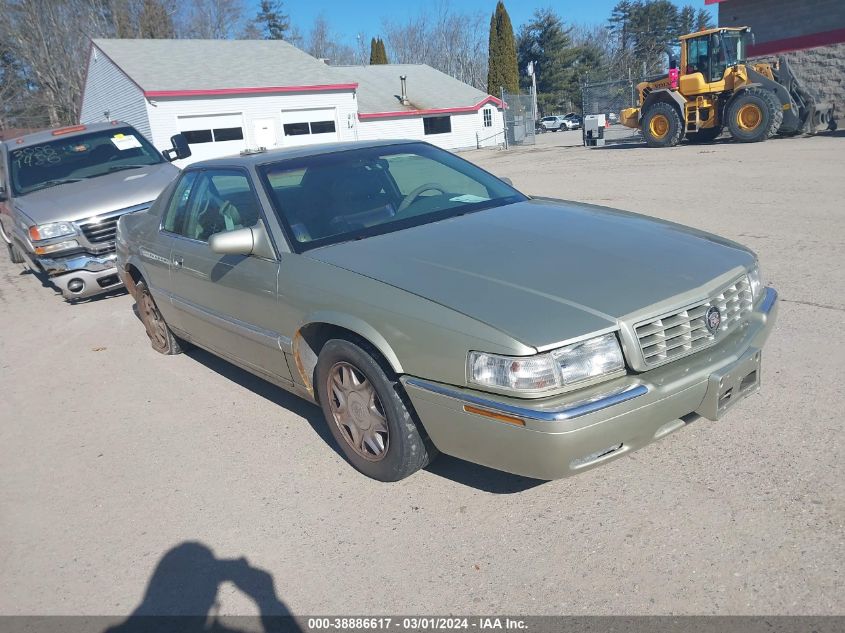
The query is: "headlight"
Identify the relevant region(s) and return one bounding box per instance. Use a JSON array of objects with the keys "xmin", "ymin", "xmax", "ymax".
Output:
[
  {"xmin": 747, "ymin": 264, "xmax": 764, "ymax": 304},
  {"xmin": 468, "ymin": 333, "xmax": 625, "ymax": 394},
  {"xmin": 29, "ymin": 221, "xmax": 76, "ymax": 241}
]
